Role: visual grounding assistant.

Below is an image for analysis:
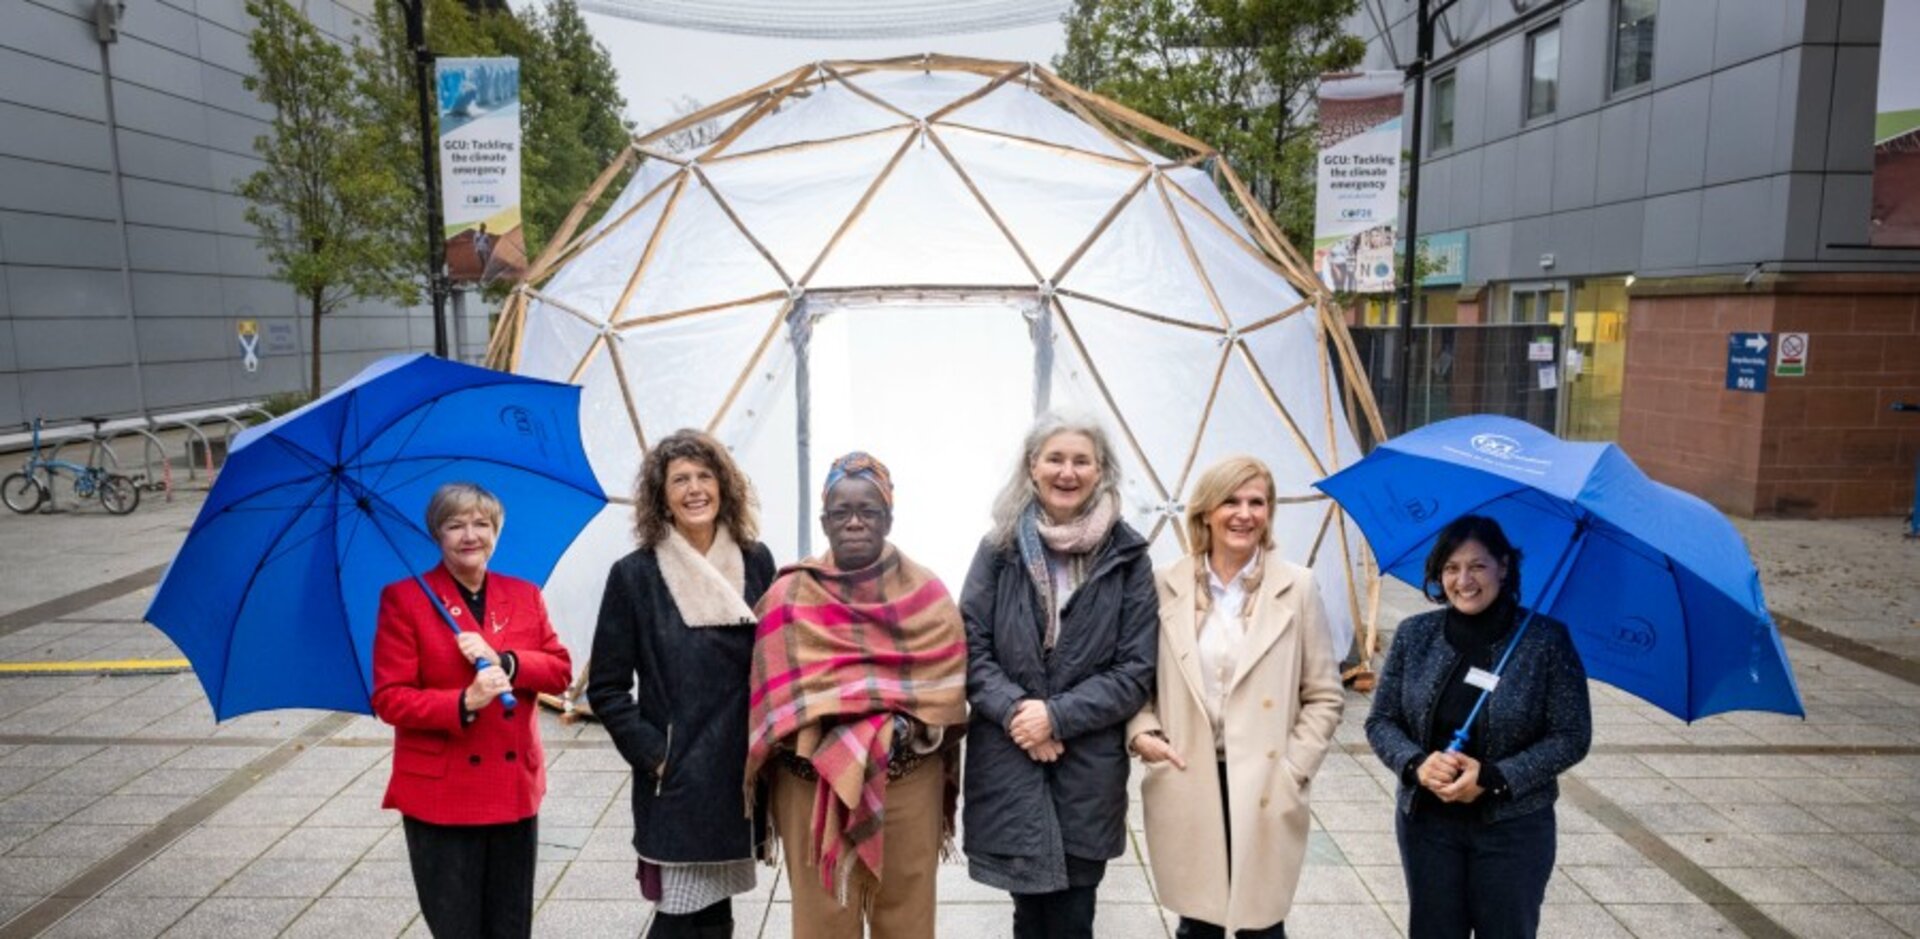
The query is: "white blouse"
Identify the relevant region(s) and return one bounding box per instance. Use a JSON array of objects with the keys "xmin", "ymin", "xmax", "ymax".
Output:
[{"xmin": 1196, "ymin": 551, "xmax": 1259, "ymax": 756}]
